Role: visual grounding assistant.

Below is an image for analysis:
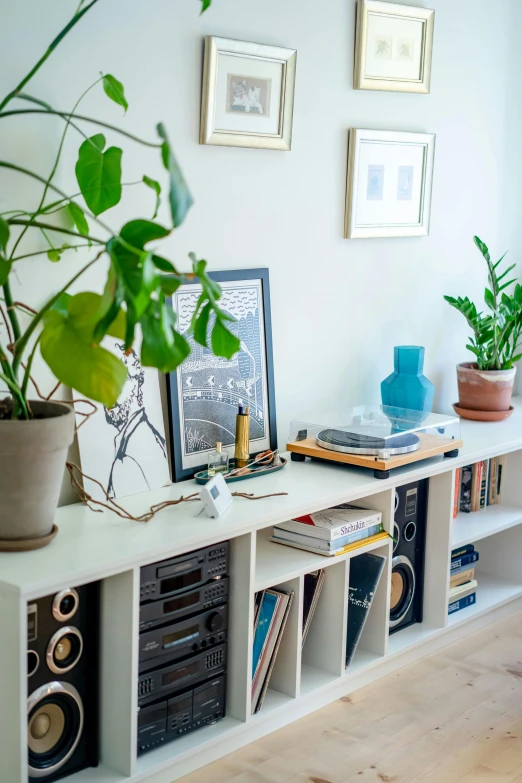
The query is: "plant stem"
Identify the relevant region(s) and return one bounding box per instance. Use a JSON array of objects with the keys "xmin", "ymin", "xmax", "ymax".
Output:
[
  {"xmin": 12, "ymin": 251, "xmax": 103, "ymax": 376},
  {"xmin": 2, "ymin": 280, "xmax": 22, "ymax": 346},
  {"xmin": 8, "ymin": 219, "xmax": 105, "ymax": 245},
  {"xmin": 12, "ymin": 245, "xmax": 93, "ymax": 262},
  {"xmin": 0, "ymin": 109, "xmax": 162, "ymax": 148},
  {"xmin": 0, "ymin": 0, "xmax": 101, "ymax": 111},
  {"xmin": 21, "ymin": 336, "xmax": 41, "ymax": 401}
]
